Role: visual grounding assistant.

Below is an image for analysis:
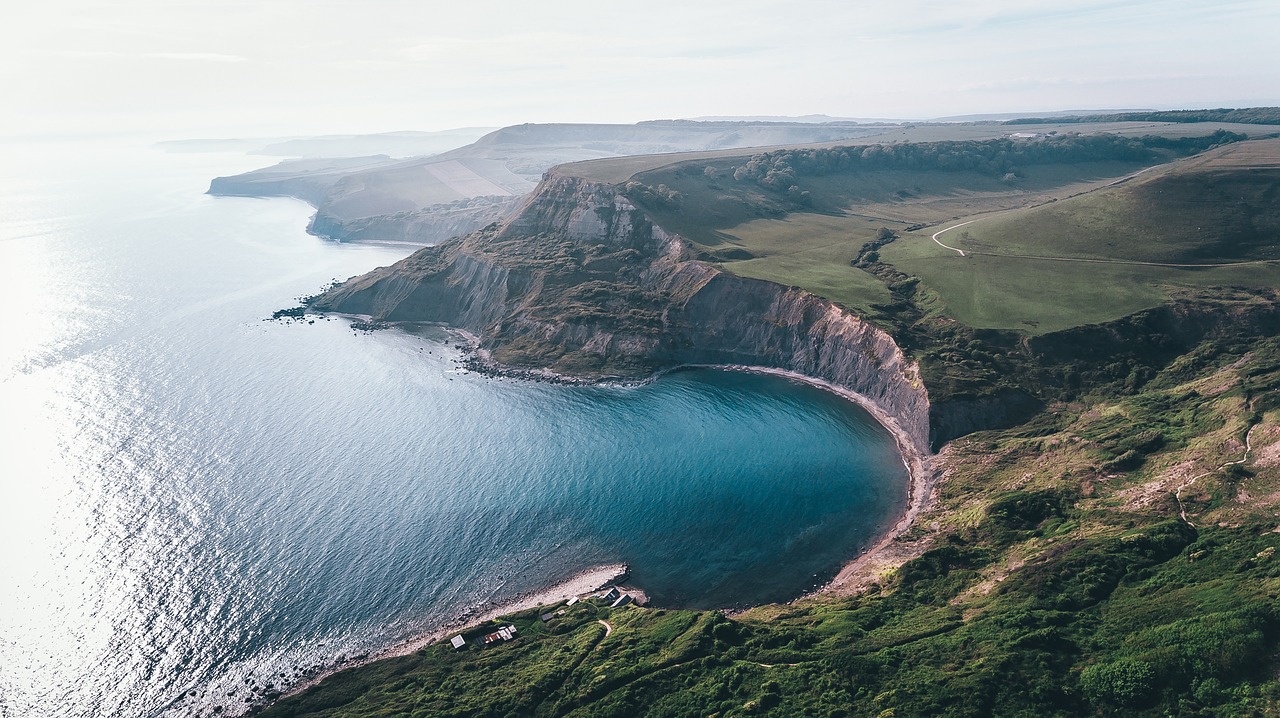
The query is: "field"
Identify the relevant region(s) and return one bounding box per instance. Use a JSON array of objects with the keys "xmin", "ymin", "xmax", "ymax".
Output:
[
  {"xmin": 603, "ymin": 130, "xmax": 1280, "ymax": 334},
  {"xmin": 881, "ymin": 140, "xmax": 1280, "ymax": 332}
]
